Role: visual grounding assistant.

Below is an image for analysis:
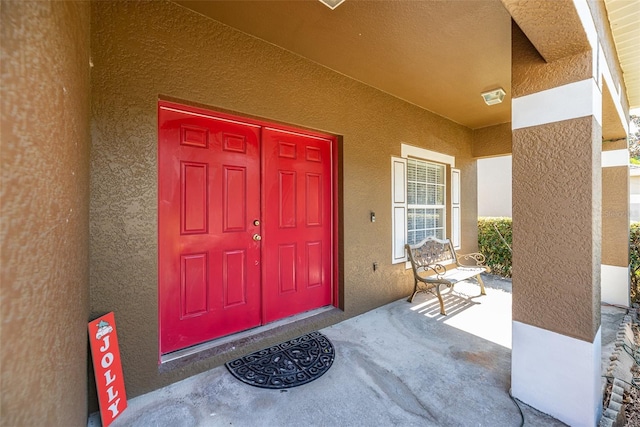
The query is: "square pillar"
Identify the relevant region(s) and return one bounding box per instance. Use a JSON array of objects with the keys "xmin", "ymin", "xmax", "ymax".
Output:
[
  {"xmin": 511, "ymin": 23, "xmax": 602, "ymax": 426},
  {"xmin": 601, "ymin": 141, "xmax": 630, "ymax": 306}
]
